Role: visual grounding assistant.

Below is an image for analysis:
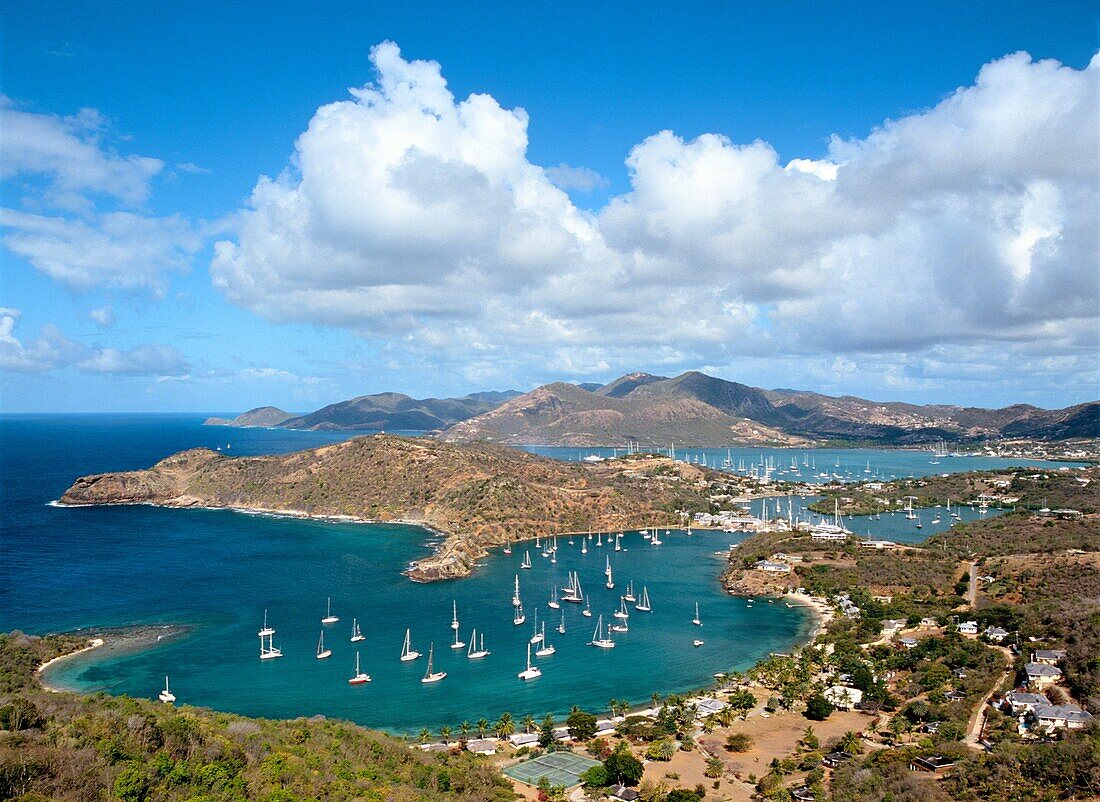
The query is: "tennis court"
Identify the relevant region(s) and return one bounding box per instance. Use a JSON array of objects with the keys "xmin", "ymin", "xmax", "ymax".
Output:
[{"xmin": 504, "ymin": 751, "xmax": 603, "ymax": 787}]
